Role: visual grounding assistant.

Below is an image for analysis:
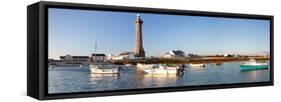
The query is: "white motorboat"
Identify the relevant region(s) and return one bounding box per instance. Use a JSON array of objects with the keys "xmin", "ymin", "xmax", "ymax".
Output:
[
  {"xmin": 190, "ymin": 63, "xmax": 205, "ymax": 67},
  {"xmin": 136, "ymin": 63, "xmax": 157, "ymax": 69},
  {"xmin": 142, "ymin": 64, "xmax": 180, "ymax": 74},
  {"xmin": 125, "ymin": 64, "xmax": 132, "ymax": 67},
  {"xmin": 90, "ymin": 63, "xmax": 120, "ymax": 74},
  {"xmin": 90, "ymin": 41, "xmax": 120, "ymax": 74}
]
